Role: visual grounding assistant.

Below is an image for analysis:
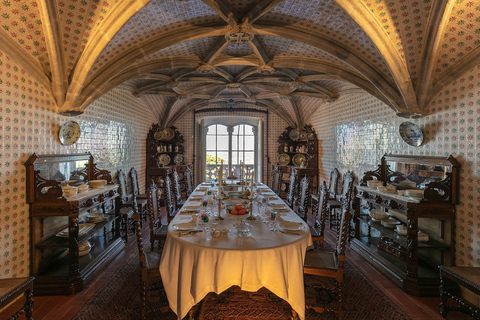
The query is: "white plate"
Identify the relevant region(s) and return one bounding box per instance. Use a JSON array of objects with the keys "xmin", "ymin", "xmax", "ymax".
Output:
[
  {"xmin": 280, "ymin": 222, "xmax": 304, "ymax": 231},
  {"xmin": 173, "ymin": 223, "xmax": 196, "ymax": 231},
  {"xmin": 270, "ymin": 204, "xmax": 287, "ymax": 209},
  {"xmin": 56, "ymin": 223, "xmax": 95, "ymax": 238},
  {"xmin": 184, "ymin": 205, "xmax": 200, "ymax": 210}
]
